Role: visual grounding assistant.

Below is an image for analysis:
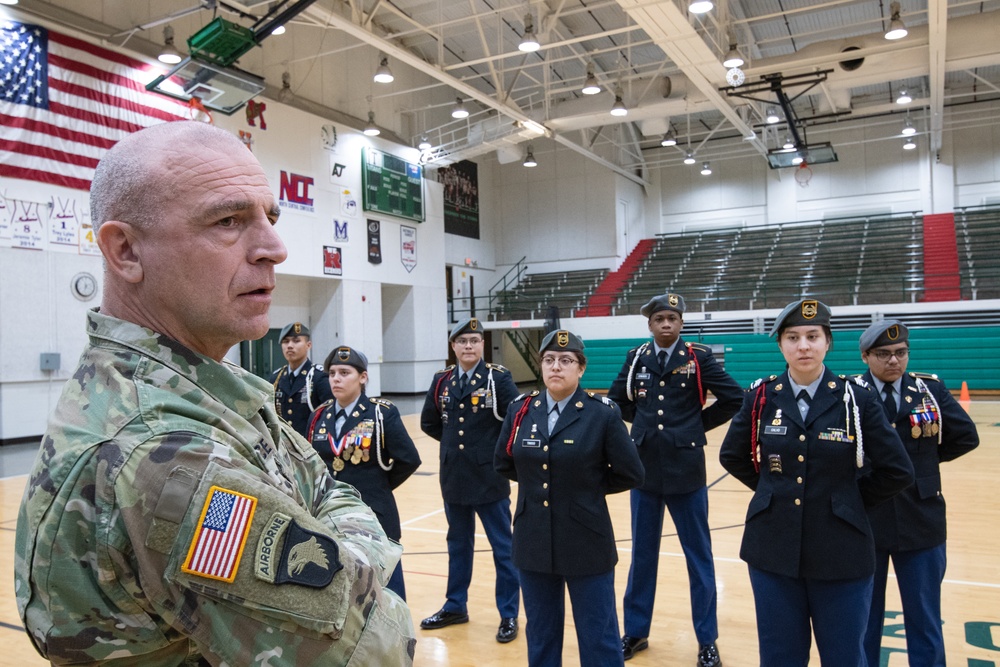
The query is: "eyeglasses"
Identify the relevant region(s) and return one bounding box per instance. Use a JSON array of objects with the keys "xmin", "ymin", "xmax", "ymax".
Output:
[
  {"xmin": 871, "ymin": 348, "xmax": 909, "ymax": 361},
  {"xmin": 541, "ymin": 356, "xmax": 579, "ymax": 368},
  {"xmin": 454, "ymin": 336, "xmax": 483, "ymax": 347}
]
